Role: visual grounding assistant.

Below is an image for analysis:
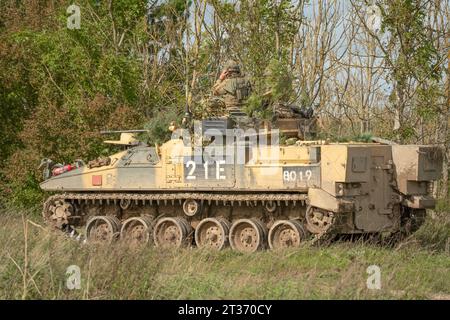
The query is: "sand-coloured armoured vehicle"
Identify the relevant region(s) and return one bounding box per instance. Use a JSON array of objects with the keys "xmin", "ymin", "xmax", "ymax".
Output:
[{"xmin": 40, "ymin": 117, "xmax": 443, "ymax": 252}]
